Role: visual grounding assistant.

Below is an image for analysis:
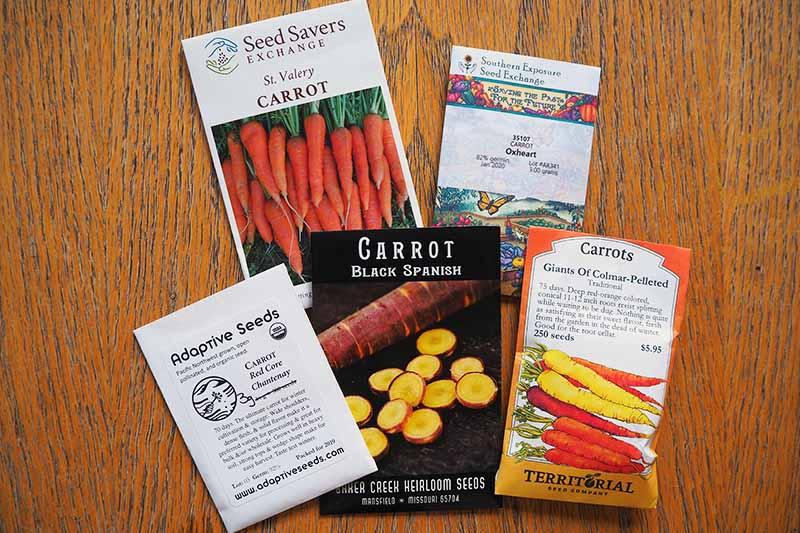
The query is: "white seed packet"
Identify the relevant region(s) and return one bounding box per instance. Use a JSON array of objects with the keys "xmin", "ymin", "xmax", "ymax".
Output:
[
  {"xmin": 181, "ymin": 0, "xmax": 422, "ymax": 308},
  {"xmin": 433, "ymin": 46, "xmax": 600, "ymax": 298},
  {"xmin": 134, "ymin": 264, "xmax": 376, "ymax": 531}
]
